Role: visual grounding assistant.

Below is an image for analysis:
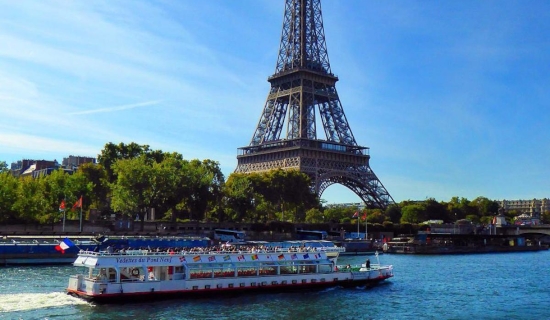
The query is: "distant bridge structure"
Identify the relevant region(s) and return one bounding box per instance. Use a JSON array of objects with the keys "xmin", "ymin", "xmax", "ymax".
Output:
[{"xmin": 500, "ymin": 225, "xmax": 550, "ymax": 237}]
